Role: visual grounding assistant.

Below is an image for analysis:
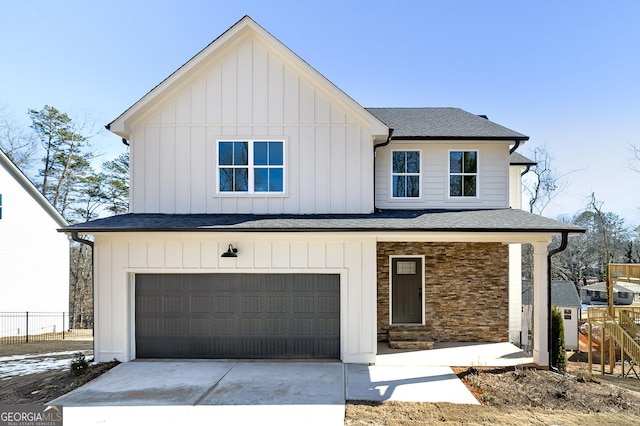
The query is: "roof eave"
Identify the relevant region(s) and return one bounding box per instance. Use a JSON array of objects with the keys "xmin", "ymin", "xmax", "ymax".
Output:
[
  {"xmin": 391, "ymin": 135, "xmax": 530, "ymax": 141},
  {"xmin": 59, "ymin": 226, "xmax": 583, "ymax": 234}
]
